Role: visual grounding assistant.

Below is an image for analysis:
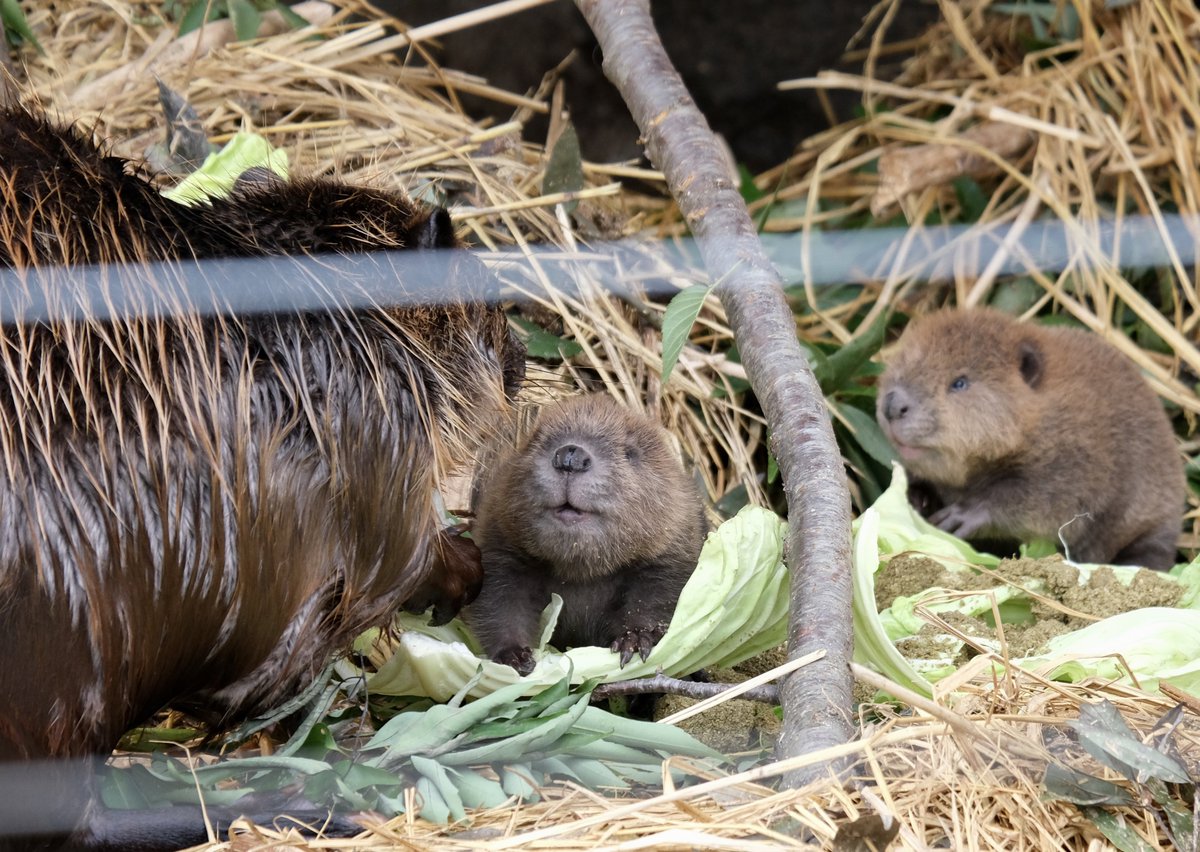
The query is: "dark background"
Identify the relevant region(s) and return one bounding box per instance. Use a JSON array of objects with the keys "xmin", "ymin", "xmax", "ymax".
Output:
[{"xmin": 379, "ymin": 1, "xmax": 938, "ymax": 170}]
